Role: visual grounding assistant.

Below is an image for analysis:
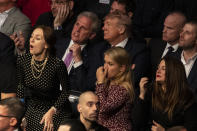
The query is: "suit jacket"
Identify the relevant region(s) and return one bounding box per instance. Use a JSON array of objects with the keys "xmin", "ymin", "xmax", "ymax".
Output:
[
  {"xmin": 0, "ymin": 7, "xmax": 32, "ymax": 42},
  {"xmin": 0, "ymin": 32, "xmax": 16, "ymax": 93},
  {"xmin": 148, "ymin": 38, "xmax": 166, "ymax": 78},
  {"xmin": 55, "ymin": 37, "xmax": 101, "ymax": 92},
  {"xmin": 98, "ymin": 38, "xmax": 150, "ymax": 88},
  {"xmin": 174, "ymin": 51, "xmax": 197, "ymax": 97}
]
